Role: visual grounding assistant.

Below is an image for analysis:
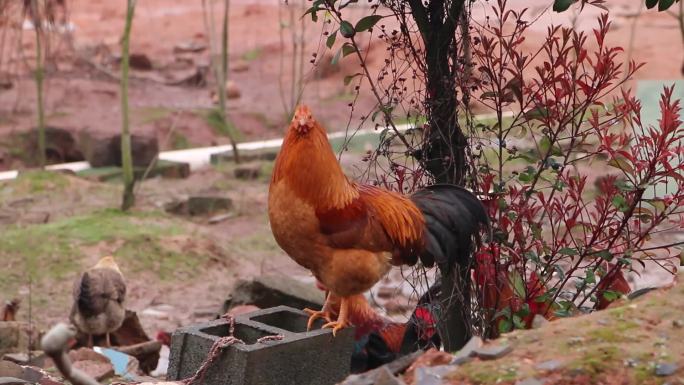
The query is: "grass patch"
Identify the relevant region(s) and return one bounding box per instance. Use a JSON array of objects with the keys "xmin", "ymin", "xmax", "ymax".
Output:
[
  {"xmin": 133, "ymin": 106, "xmax": 172, "ymax": 125},
  {"xmin": 242, "ymin": 48, "xmax": 262, "ymax": 61},
  {"xmin": 0, "ymin": 170, "xmax": 70, "ymax": 196},
  {"xmin": 0, "ymin": 209, "xmax": 188, "ymax": 294}
]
